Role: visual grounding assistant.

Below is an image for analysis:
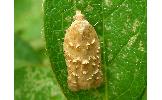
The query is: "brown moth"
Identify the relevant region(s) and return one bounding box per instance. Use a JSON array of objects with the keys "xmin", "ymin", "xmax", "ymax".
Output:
[{"xmin": 63, "ymin": 10, "xmax": 103, "ymax": 91}]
